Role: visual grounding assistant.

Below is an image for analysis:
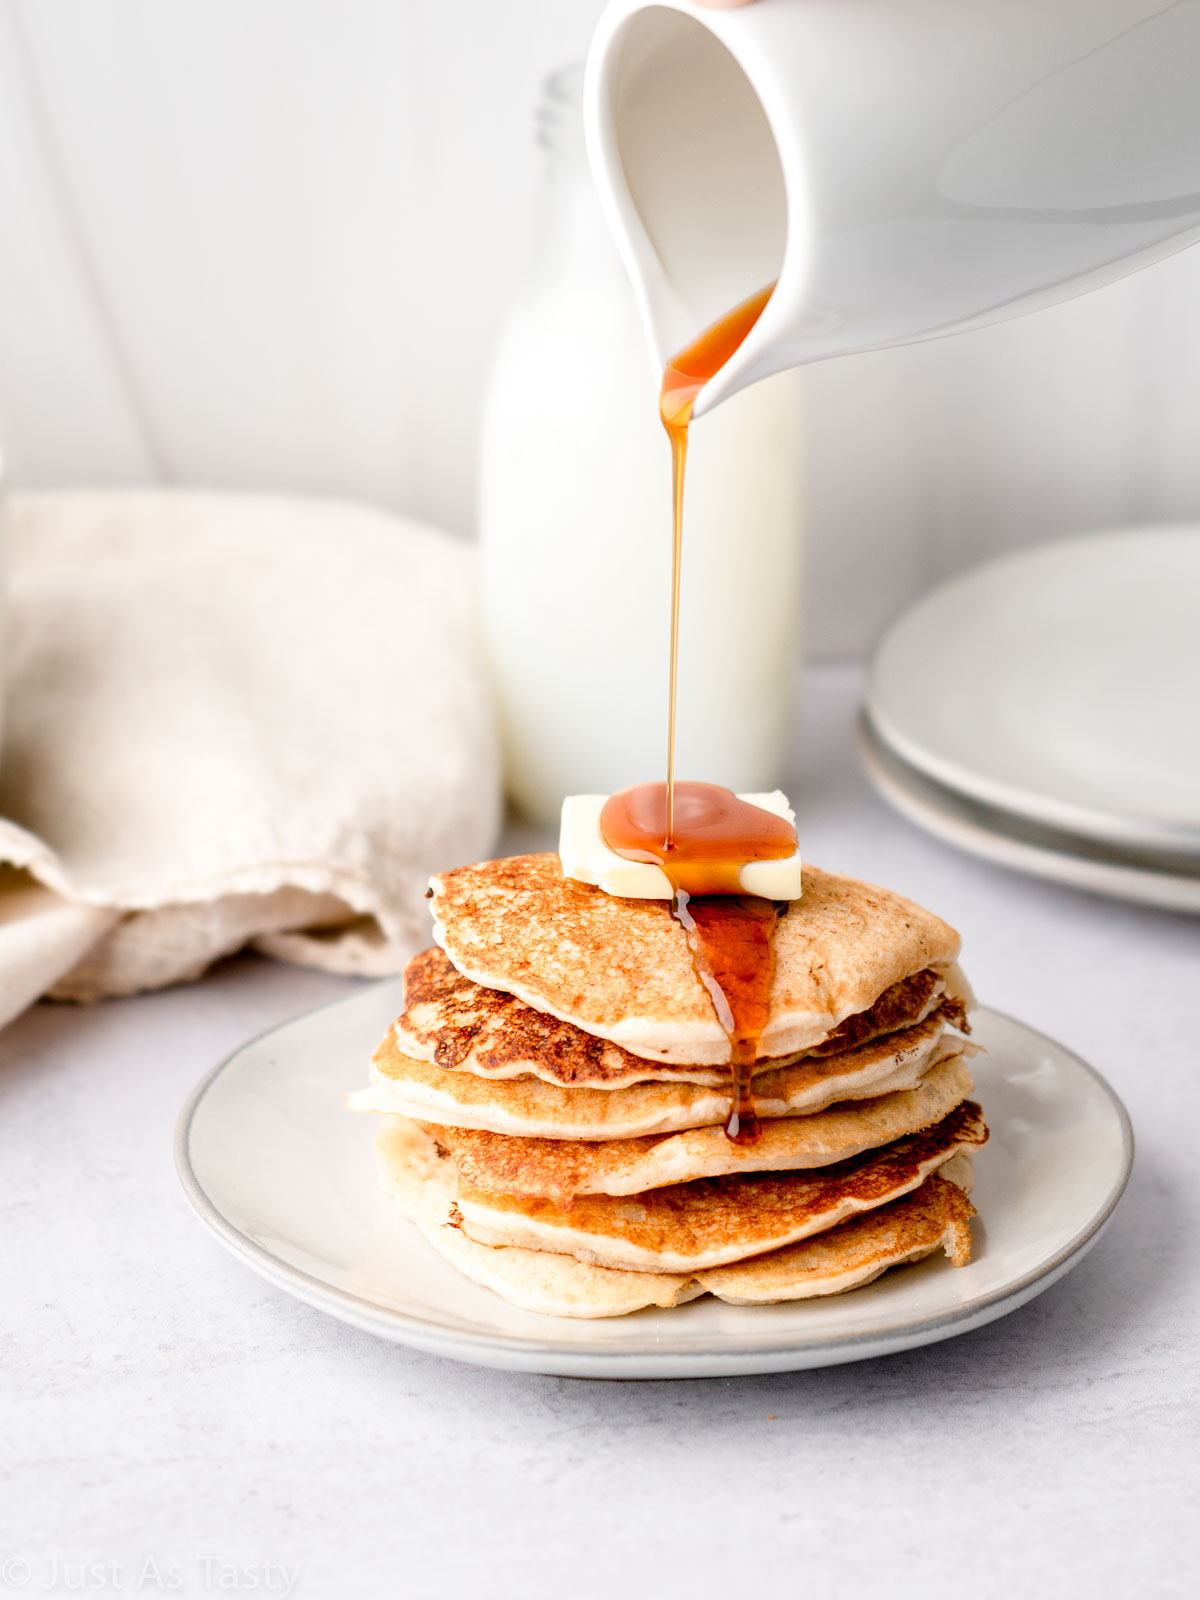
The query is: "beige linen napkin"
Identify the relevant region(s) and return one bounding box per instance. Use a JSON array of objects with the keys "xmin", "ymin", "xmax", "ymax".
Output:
[{"xmin": 0, "ymin": 491, "xmax": 500, "ymax": 1027}]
